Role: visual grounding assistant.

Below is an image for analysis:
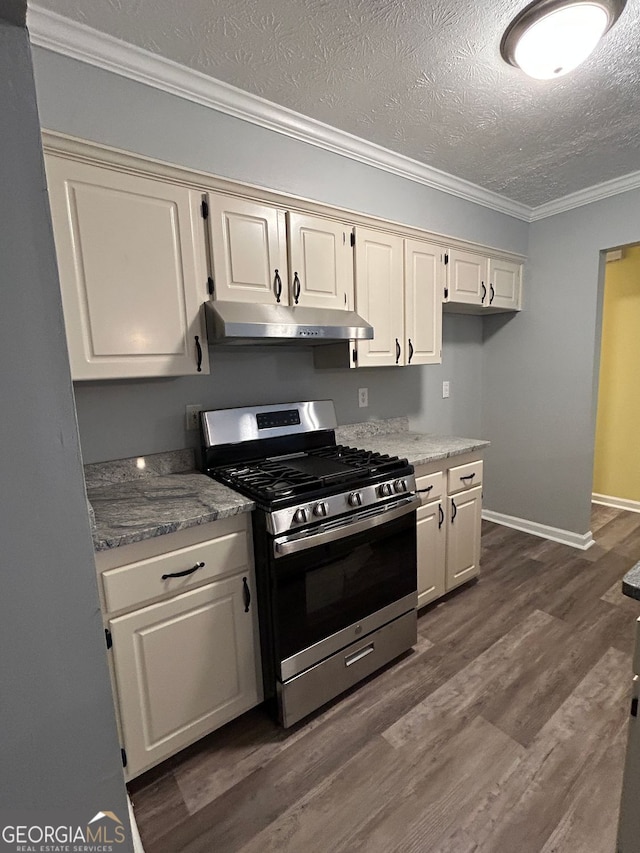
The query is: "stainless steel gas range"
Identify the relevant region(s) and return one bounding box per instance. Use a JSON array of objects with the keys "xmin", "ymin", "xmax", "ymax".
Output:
[{"xmin": 201, "ymin": 400, "xmax": 418, "ymax": 727}]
